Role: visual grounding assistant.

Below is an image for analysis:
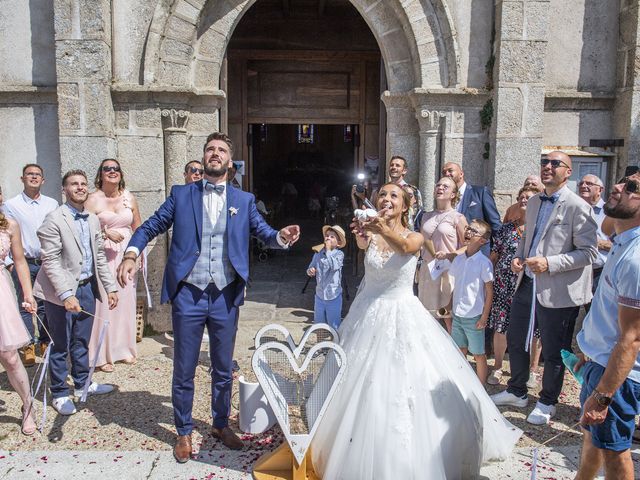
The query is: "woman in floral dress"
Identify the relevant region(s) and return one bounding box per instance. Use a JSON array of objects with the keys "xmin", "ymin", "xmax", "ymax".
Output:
[{"xmin": 487, "ymin": 186, "xmax": 542, "ymax": 386}]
